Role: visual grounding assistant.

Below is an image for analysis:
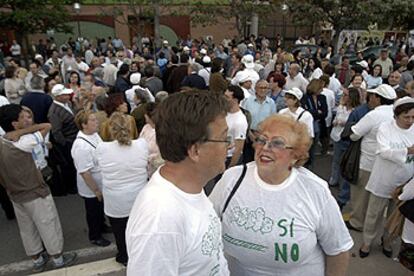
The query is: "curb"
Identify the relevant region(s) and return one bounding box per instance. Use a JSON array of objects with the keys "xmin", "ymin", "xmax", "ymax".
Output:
[{"xmin": 0, "ymin": 245, "xmax": 117, "ymax": 276}]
